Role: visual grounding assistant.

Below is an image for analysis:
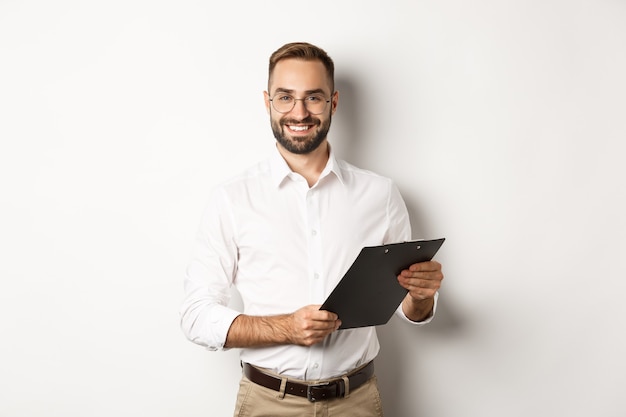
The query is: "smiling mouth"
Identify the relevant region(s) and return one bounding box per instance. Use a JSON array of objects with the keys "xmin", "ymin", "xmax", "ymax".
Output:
[{"xmin": 287, "ymin": 125, "xmax": 312, "ymax": 132}]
